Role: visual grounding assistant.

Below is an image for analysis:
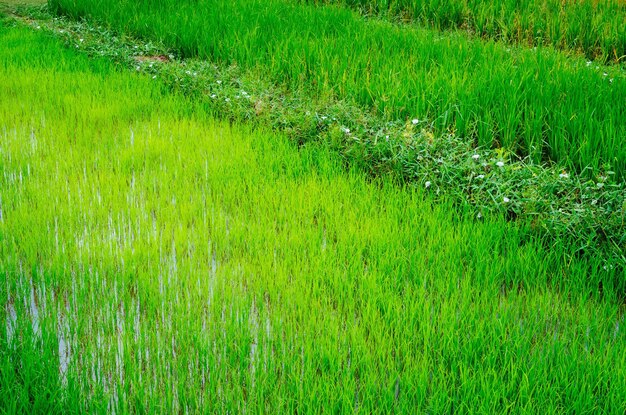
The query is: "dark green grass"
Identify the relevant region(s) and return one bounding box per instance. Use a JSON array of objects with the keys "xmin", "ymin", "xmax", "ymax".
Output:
[
  {"xmin": 48, "ymin": 0, "xmax": 626, "ymax": 178},
  {"xmin": 1, "ymin": 22, "xmax": 625, "ymax": 413},
  {"xmin": 302, "ymin": 0, "xmax": 626, "ymax": 64}
]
